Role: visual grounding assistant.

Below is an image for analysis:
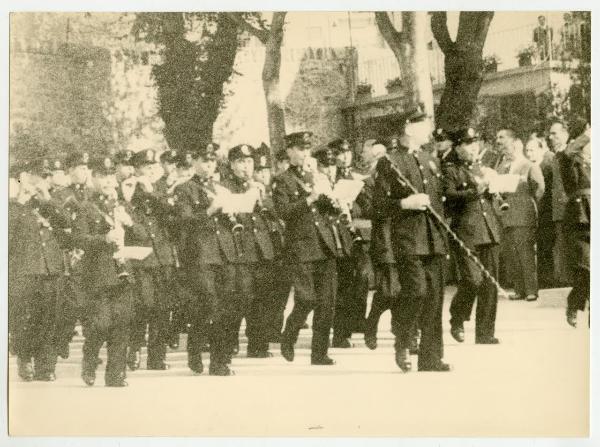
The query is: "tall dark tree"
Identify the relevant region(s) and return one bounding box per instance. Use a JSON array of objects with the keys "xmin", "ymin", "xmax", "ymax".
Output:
[
  {"xmin": 132, "ymin": 13, "xmax": 241, "ymax": 151},
  {"xmin": 431, "ymin": 11, "xmax": 494, "ymax": 131},
  {"xmin": 228, "ymin": 12, "xmax": 287, "ymax": 161},
  {"xmin": 375, "ymin": 12, "xmax": 434, "ymax": 117}
]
